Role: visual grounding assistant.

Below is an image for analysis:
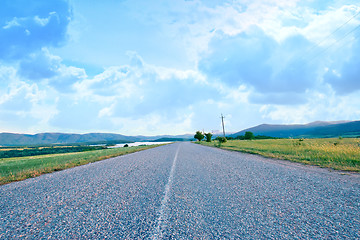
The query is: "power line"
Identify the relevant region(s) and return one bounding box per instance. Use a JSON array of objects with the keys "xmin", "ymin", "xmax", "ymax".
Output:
[
  {"xmin": 307, "ymin": 10, "xmax": 360, "ymax": 53},
  {"xmin": 306, "ymin": 24, "xmax": 360, "ymax": 64},
  {"xmin": 284, "ymin": 9, "xmax": 360, "ymax": 66},
  {"xmin": 331, "ymin": 25, "xmax": 360, "ymax": 54}
]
